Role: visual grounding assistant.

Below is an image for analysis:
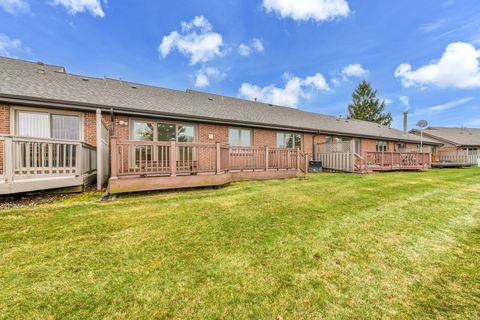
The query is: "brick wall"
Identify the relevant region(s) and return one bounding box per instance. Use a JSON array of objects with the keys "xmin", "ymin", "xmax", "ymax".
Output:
[
  {"xmin": 253, "ymin": 128, "xmax": 277, "ymax": 147},
  {"xmin": 0, "ymin": 105, "xmax": 10, "ymax": 175},
  {"xmin": 84, "ymin": 112, "xmax": 97, "ymax": 146},
  {"xmin": 198, "ymin": 123, "xmax": 228, "ymax": 144}
]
